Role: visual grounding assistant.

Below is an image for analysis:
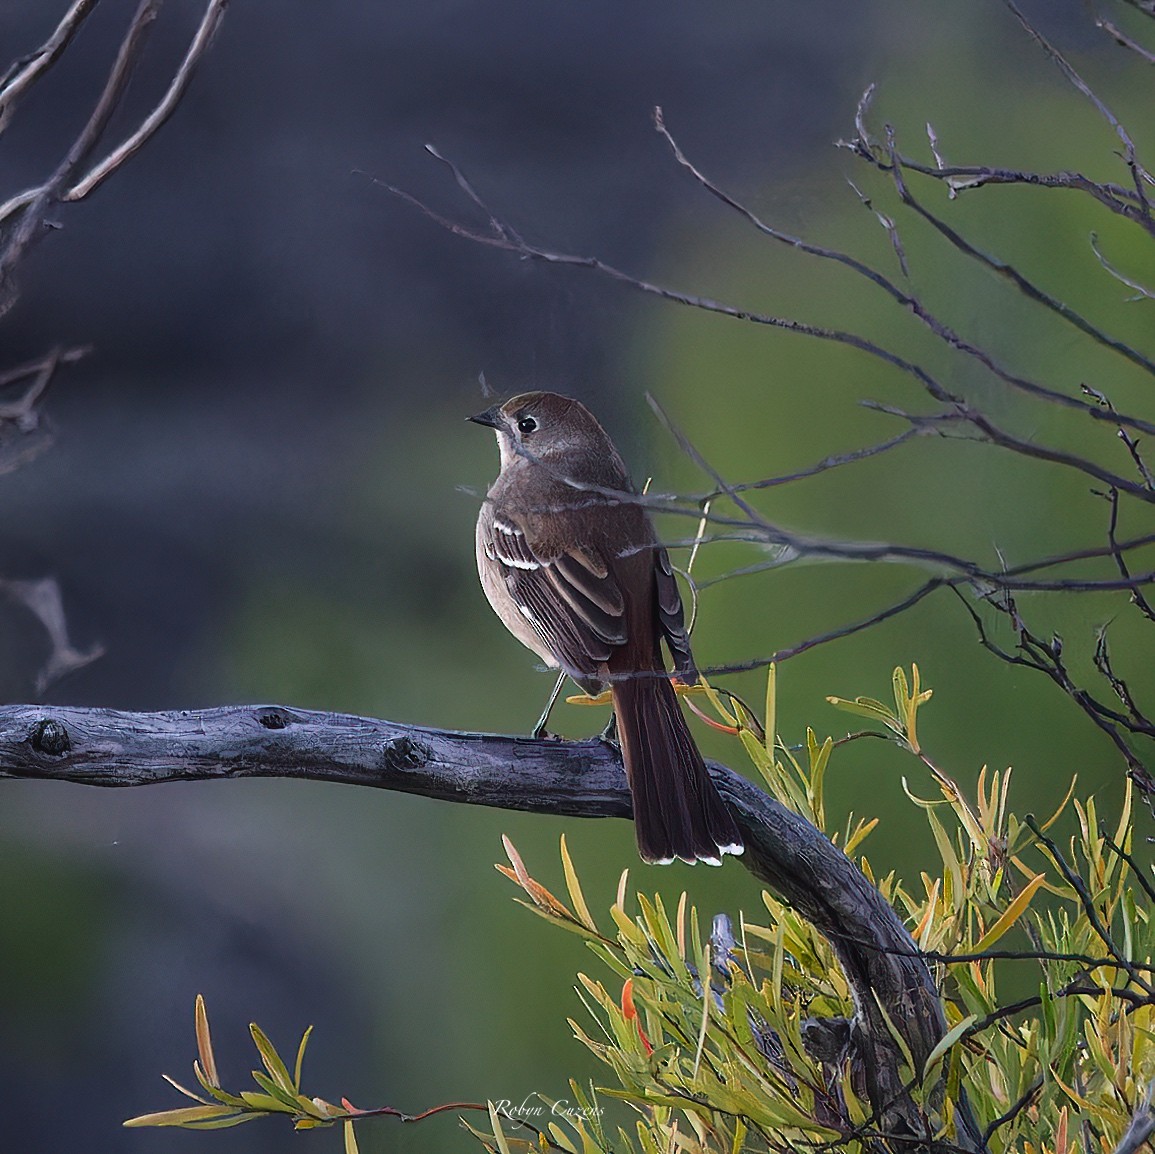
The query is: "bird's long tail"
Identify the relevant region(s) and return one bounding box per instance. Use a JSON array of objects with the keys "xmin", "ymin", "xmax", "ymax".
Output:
[{"xmin": 612, "ymin": 674, "xmax": 744, "ymax": 865}]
